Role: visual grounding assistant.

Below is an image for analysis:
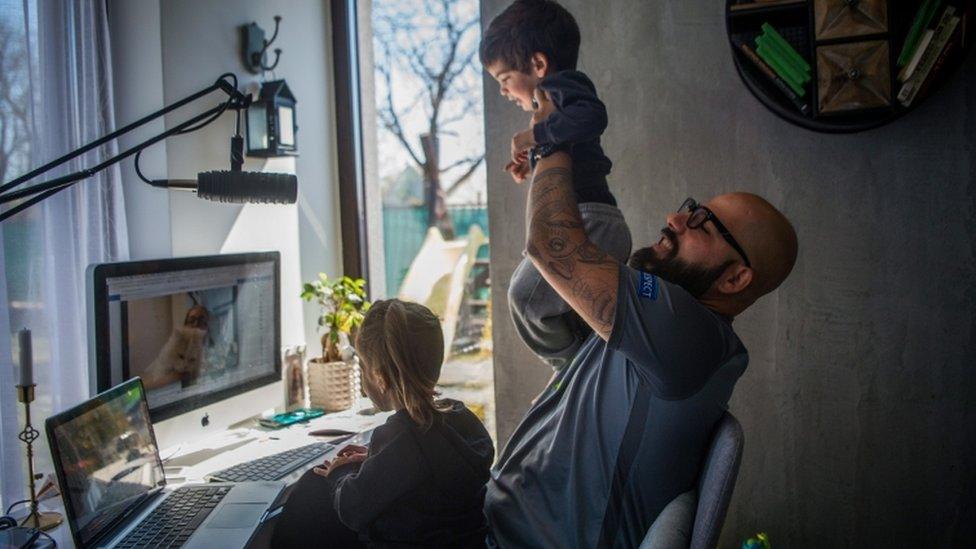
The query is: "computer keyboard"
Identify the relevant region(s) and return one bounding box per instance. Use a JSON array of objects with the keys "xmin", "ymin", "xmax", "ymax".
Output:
[
  {"xmin": 207, "ymin": 441, "xmax": 333, "ymax": 482},
  {"xmin": 115, "ymin": 485, "xmax": 231, "ymax": 548}
]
